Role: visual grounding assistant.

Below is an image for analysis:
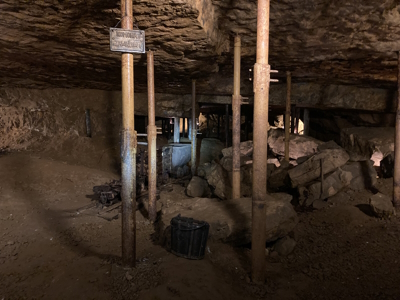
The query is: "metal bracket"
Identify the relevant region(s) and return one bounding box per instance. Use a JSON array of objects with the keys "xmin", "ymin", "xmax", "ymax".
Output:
[
  {"xmin": 241, "ymin": 96, "xmax": 250, "ymax": 105},
  {"xmin": 233, "ymin": 95, "xmax": 251, "ymax": 105},
  {"xmin": 253, "ymin": 63, "xmax": 279, "ymax": 93}
]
